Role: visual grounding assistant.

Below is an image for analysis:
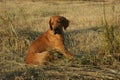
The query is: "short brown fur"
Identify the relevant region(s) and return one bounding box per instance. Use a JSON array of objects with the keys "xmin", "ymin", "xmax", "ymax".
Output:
[{"xmin": 26, "ymin": 16, "xmax": 73, "ymax": 65}]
